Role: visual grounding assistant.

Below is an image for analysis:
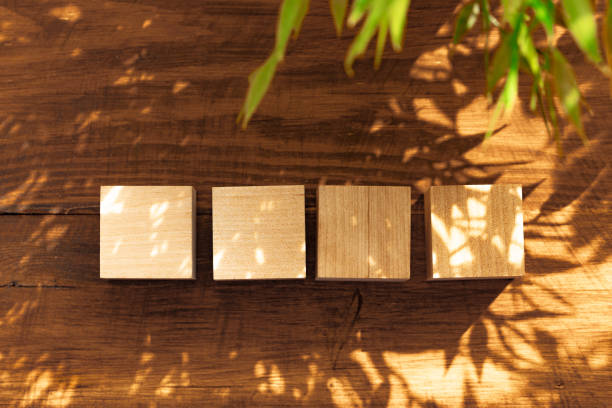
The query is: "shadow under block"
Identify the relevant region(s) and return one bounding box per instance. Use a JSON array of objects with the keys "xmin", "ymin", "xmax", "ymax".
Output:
[
  {"xmin": 424, "ymin": 184, "xmax": 525, "ymax": 280},
  {"xmin": 100, "ymin": 186, "xmax": 196, "ymax": 279},
  {"xmin": 317, "ymin": 186, "xmax": 411, "ymax": 280},
  {"xmin": 212, "ymin": 185, "xmax": 306, "ymax": 280}
]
